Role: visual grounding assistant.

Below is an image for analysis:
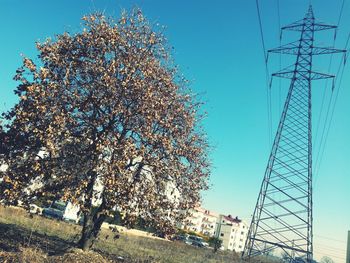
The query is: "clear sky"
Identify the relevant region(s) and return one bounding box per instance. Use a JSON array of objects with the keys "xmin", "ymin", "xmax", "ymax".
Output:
[{"xmin": 0, "ymin": 0, "xmax": 349, "ymax": 261}]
